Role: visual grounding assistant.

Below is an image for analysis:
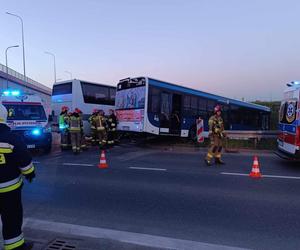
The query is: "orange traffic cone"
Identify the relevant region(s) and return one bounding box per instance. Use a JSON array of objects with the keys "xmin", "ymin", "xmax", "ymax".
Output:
[
  {"xmin": 98, "ymin": 150, "xmax": 108, "ymax": 169},
  {"xmin": 249, "ymin": 156, "xmax": 262, "ymax": 178}
]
